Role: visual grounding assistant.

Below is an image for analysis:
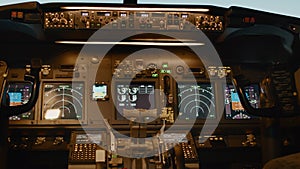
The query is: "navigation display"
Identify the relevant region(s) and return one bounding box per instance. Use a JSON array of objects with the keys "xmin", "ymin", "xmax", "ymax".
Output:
[
  {"xmin": 177, "ymin": 83, "xmax": 216, "ymax": 119},
  {"xmin": 7, "ymin": 82, "xmax": 34, "ymax": 120},
  {"xmin": 224, "ymin": 84, "xmax": 260, "ymax": 119},
  {"xmin": 115, "ymin": 82, "xmax": 156, "ymax": 120},
  {"xmin": 42, "ymin": 82, "xmax": 84, "ymax": 120}
]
